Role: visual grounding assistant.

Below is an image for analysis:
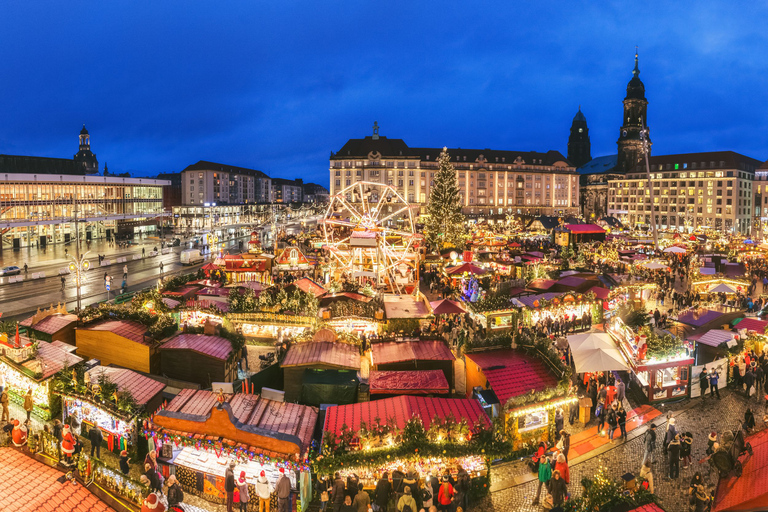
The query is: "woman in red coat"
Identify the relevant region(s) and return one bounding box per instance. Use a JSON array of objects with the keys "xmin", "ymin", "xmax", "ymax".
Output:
[
  {"xmin": 61, "ymin": 424, "xmax": 76, "ymax": 459},
  {"xmin": 554, "ymin": 453, "xmax": 570, "ymax": 484}
]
